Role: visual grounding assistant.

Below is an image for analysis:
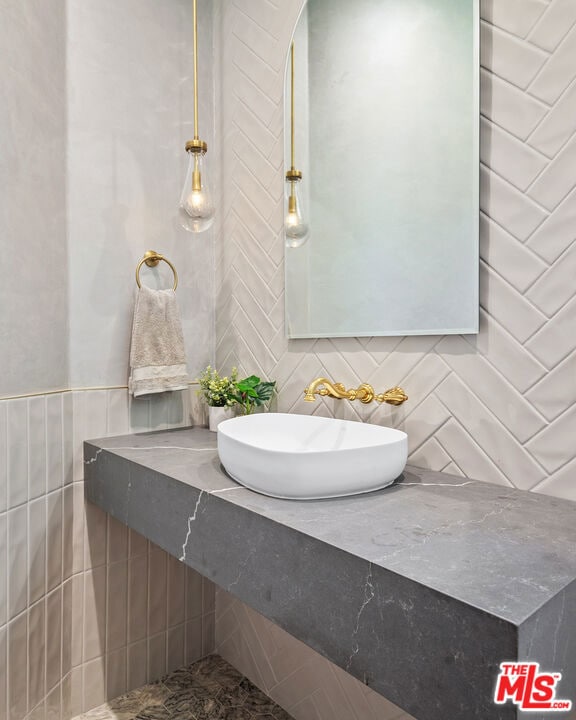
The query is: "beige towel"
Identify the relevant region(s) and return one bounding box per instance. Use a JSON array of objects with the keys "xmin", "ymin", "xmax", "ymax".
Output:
[{"xmin": 129, "ymin": 285, "xmax": 189, "ymax": 397}]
